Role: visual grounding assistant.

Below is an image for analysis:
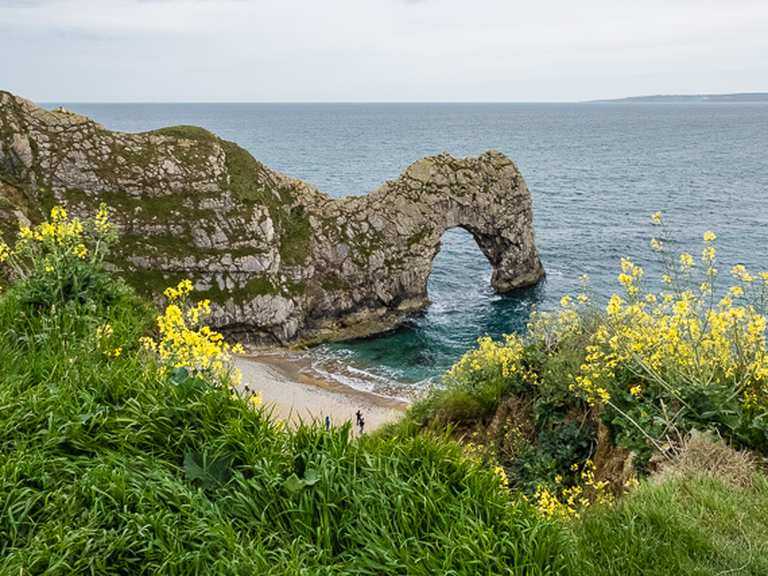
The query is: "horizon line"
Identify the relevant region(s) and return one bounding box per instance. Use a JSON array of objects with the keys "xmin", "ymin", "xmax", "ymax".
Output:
[
  {"xmin": 39, "ymin": 99, "xmax": 575, "ymax": 105},
  {"xmin": 36, "ymin": 91, "xmax": 768, "ymax": 106}
]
